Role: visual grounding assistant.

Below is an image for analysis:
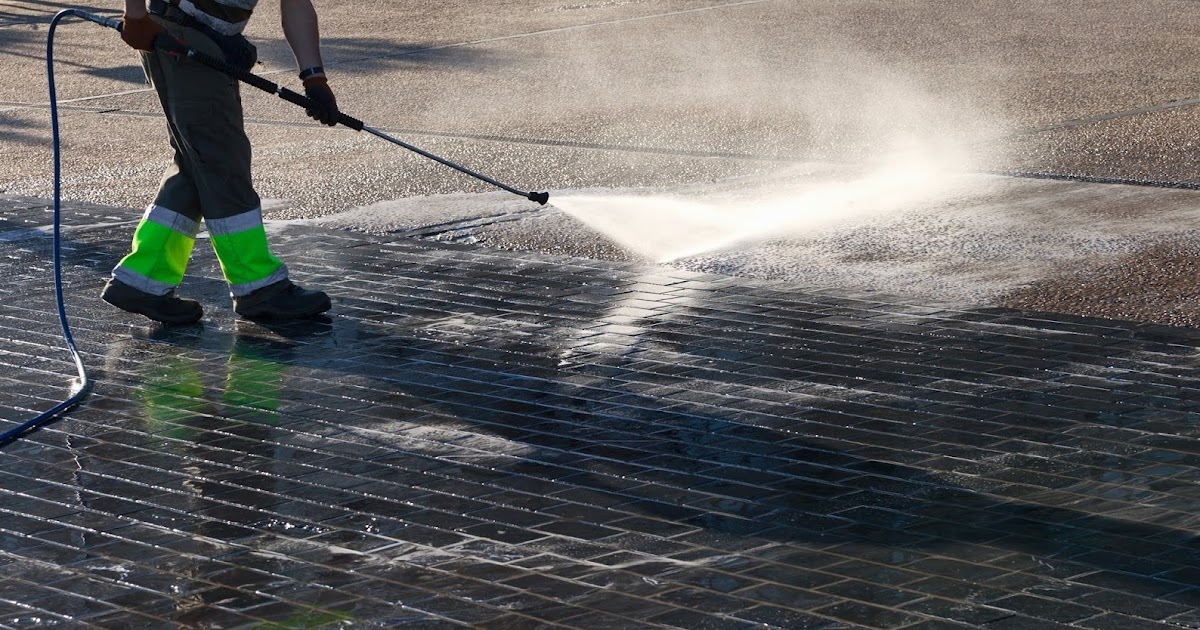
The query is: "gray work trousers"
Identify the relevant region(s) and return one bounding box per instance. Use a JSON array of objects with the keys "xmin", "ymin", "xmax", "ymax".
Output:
[{"xmin": 140, "ymin": 17, "xmax": 260, "ymax": 223}]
